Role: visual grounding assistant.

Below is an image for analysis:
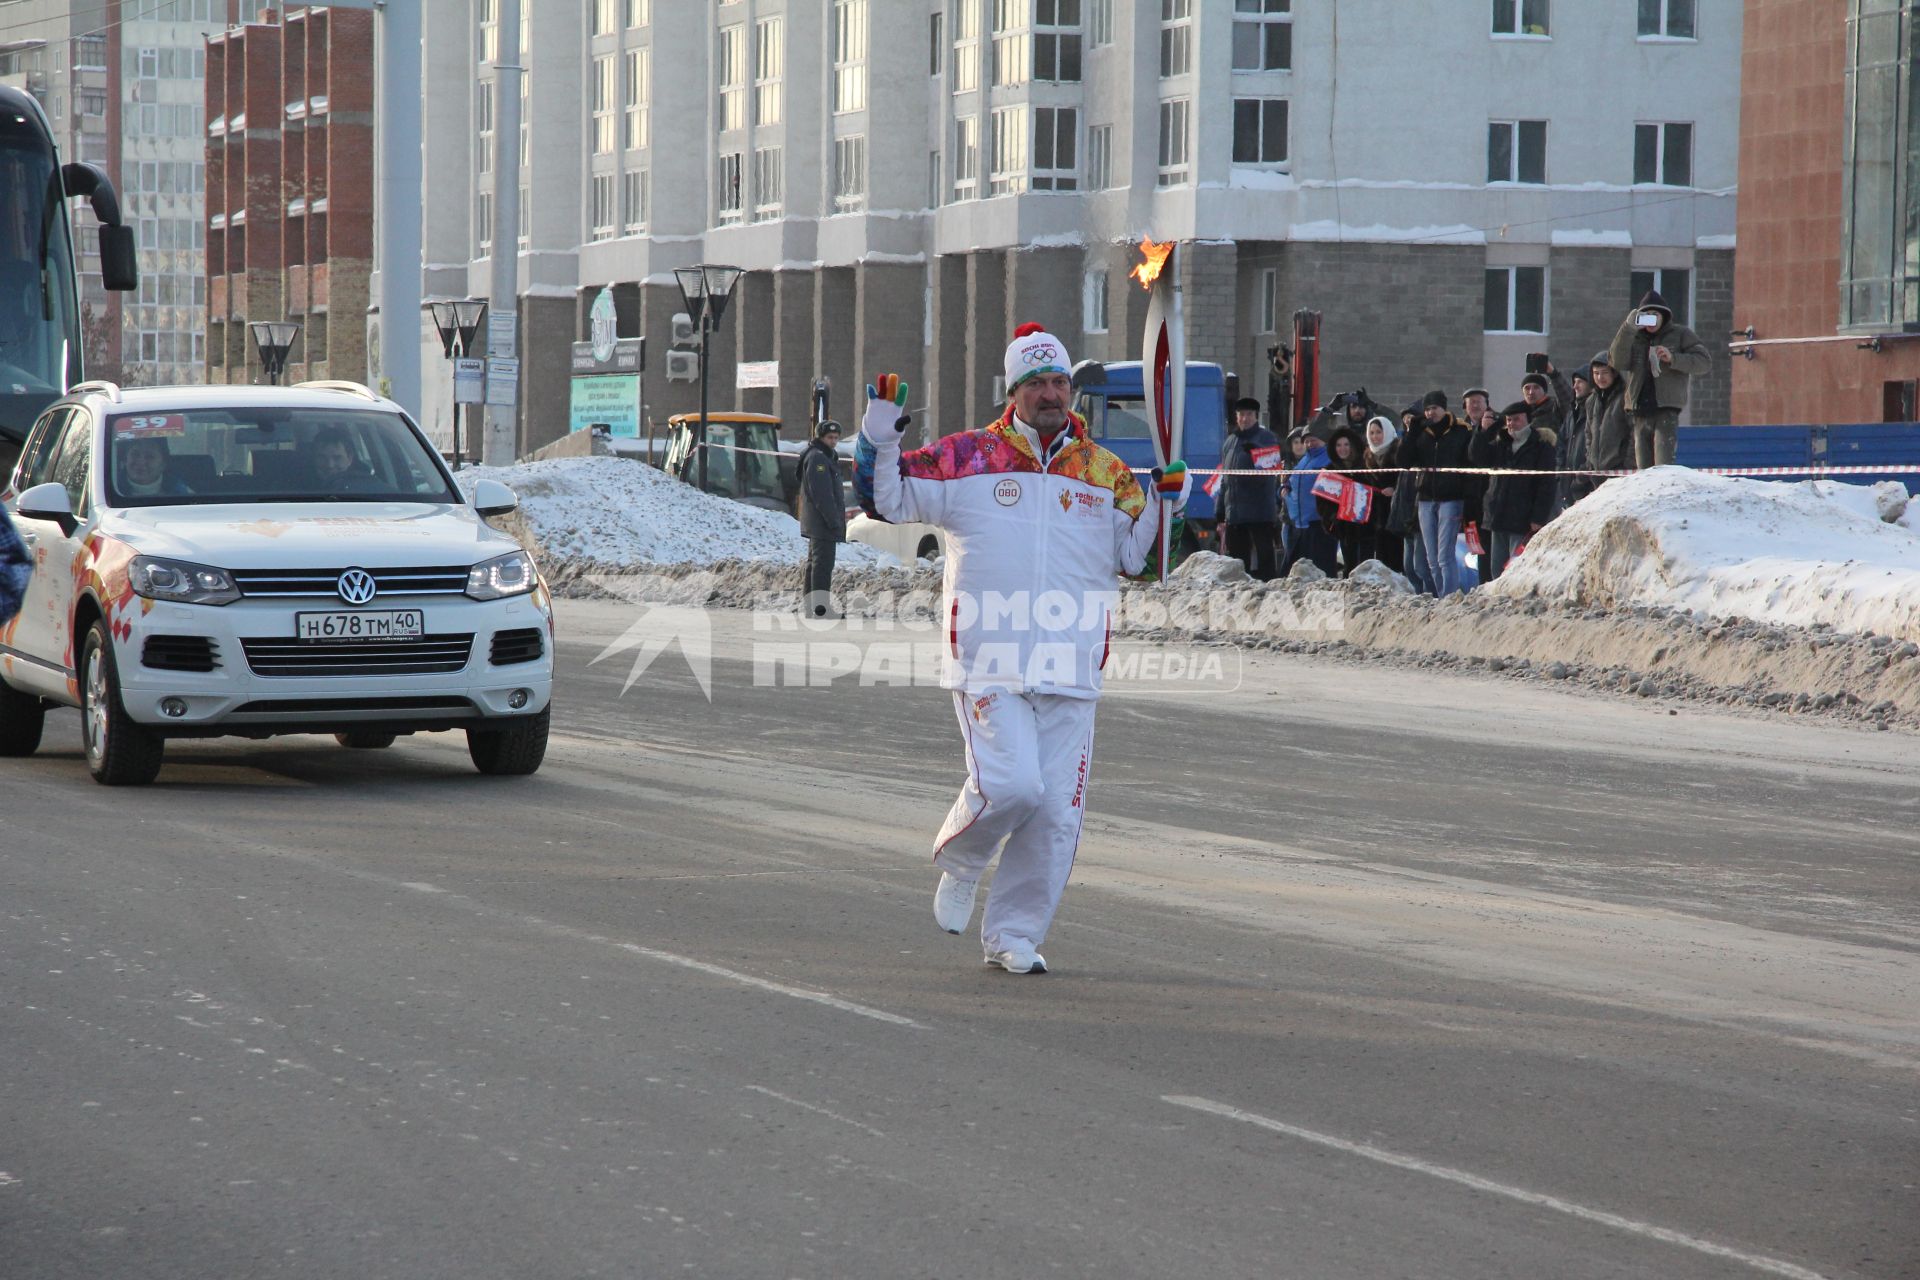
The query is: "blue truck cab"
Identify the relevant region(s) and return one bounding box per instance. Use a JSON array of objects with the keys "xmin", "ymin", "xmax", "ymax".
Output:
[{"xmin": 1071, "ymin": 361, "xmax": 1227, "ymax": 543}]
